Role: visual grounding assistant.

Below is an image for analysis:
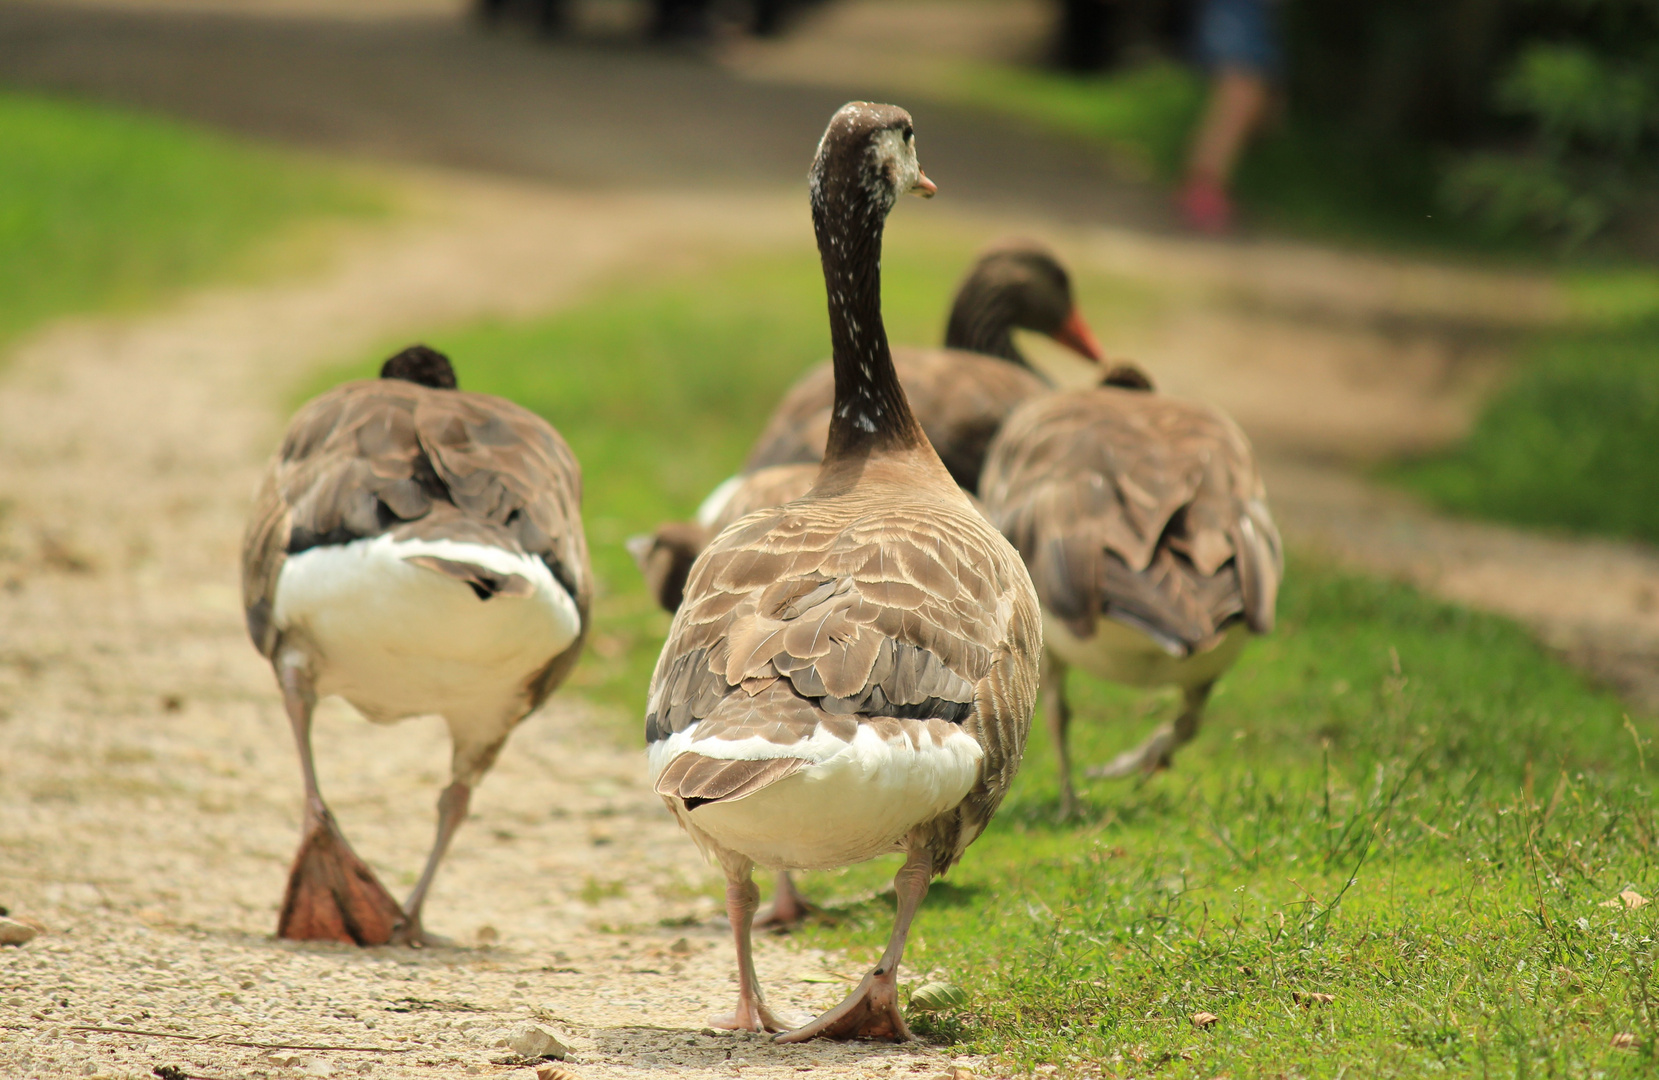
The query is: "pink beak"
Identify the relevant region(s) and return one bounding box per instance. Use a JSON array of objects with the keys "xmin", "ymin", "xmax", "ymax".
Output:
[
  {"xmin": 1052, "ymin": 307, "xmax": 1105, "ymax": 363},
  {"xmin": 911, "ymin": 169, "xmax": 937, "ymax": 198}
]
